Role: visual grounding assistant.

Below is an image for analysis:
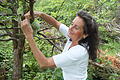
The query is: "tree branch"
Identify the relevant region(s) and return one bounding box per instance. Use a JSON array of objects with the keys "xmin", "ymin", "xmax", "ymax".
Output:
[
  {"xmin": 38, "ymin": 27, "xmax": 51, "ymax": 32},
  {"xmin": 34, "ymin": 35, "xmax": 64, "ymax": 40},
  {"xmin": 29, "ymin": 0, "xmax": 35, "ymax": 23},
  {"xmin": 0, "ymin": 14, "xmax": 19, "ymax": 16},
  {"xmin": 0, "ymin": 27, "xmax": 20, "ymax": 30},
  {"xmin": 36, "ymin": 32, "xmax": 62, "ymax": 52},
  {"xmin": 0, "ymin": 1, "xmax": 8, "ymax": 8},
  {"xmin": 0, "ymin": 34, "xmax": 9, "ymax": 37},
  {"xmin": 89, "ymin": 60, "xmax": 104, "ymax": 68},
  {"xmin": 0, "ymin": 37, "xmax": 17, "ymax": 41}
]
